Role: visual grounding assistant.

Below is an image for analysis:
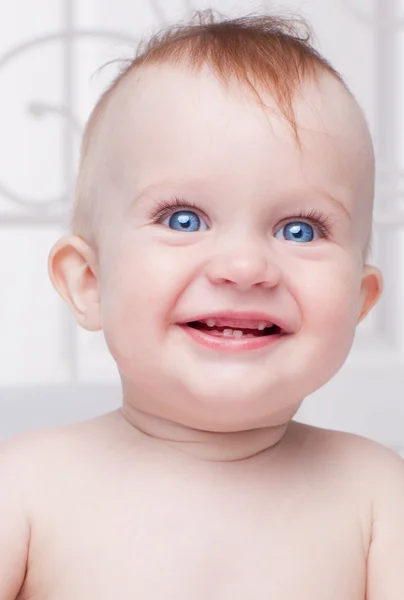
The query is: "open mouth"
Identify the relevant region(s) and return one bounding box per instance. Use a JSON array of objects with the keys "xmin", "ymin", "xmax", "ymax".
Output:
[{"xmin": 186, "ymin": 319, "xmax": 282, "ymax": 339}]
